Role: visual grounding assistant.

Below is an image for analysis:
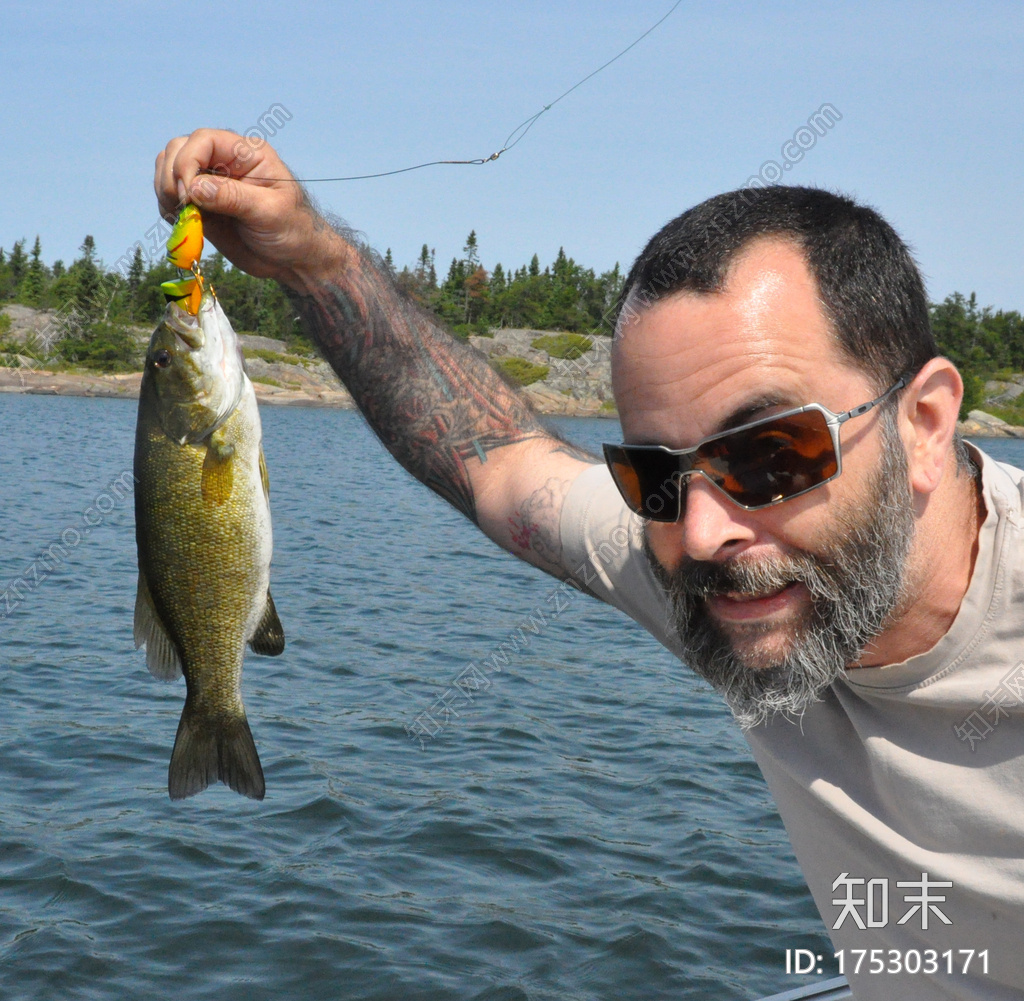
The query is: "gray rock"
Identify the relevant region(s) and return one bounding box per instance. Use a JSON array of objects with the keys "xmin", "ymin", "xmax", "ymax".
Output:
[
  {"xmin": 2, "ymin": 304, "xmax": 69, "ymax": 343},
  {"xmin": 469, "ymin": 330, "xmax": 549, "ymax": 364},
  {"xmin": 476, "ymin": 328, "xmax": 614, "ymax": 404},
  {"xmin": 967, "ymin": 409, "xmax": 1010, "ymax": 428},
  {"xmin": 960, "ymin": 410, "xmax": 1024, "ymax": 438},
  {"xmin": 988, "ymin": 383, "xmax": 1024, "ymax": 405},
  {"xmin": 238, "ymin": 334, "xmax": 288, "ymax": 354}
]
